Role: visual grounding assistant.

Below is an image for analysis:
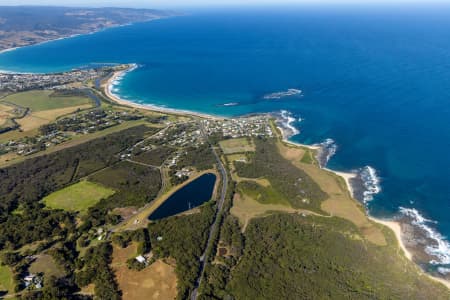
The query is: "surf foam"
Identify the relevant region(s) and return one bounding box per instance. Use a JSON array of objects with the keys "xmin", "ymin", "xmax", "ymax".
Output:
[
  {"xmin": 358, "ymin": 166, "xmax": 381, "ymax": 203},
  {"xmin": 263, "ymin": 88, "xmax": 302, "ymax": 100},
  {"xmin": 108, "ymin": 63, "xmax": 139, "ymax": 99},
  {"xmin": 277, "ymin": 110, "xmax": 300, "ymax": 139},
  {"xmin": 222, "ymin": 102, "xmax": 239, "ymax": 106},
  {"xmin": 312, "ymin": 138, "xmax": 337, "ymax": 168},
  {"xmin": 399, "ymin": 207, "xmax": 450, "ymax": 265}
]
